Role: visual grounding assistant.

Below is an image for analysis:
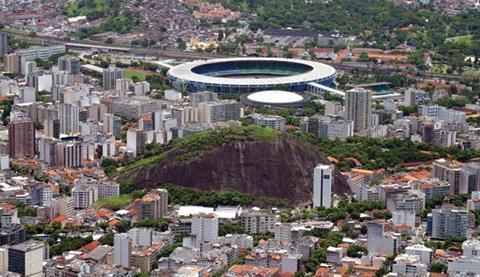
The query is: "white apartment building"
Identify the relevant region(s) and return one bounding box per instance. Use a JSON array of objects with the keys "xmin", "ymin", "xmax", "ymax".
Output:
[
  {"xmin": 114, "ymin": 233, "xmax": 131, "ymax": 267},
  {"xmin": 191, "ymin": 213, "xmax": 219, "ymax": 247},
  {"xmin": 313, "ymin": 164, "xmax": 334, "ymax": 208}
]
